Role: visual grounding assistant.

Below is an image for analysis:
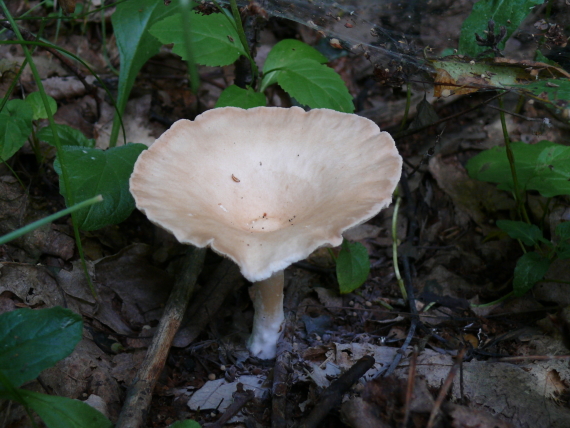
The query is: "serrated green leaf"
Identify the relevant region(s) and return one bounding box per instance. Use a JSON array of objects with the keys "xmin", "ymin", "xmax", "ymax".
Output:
[
  {"xmin": 215, "ymin": 85, "xmax": 266, "ymax": 109},
  {"xmin": 267, "ymin": 59, "xmax": 354, "ymax": 112},
  {"xmin": 150, "ymin": 11, "xmax": 247, "ymax": 66},
  {"xmin": 496, "ymin": 220, "xmax": 543, "ymax": 246},
  {"xmin": 12, "ymin": 390, "xmax": 113, "ymax": 428},
  {"xmin": 26, "ymin": 92, "xmax": 57, "ymax": 121},
  {"xmin": 261, "ymin": 39, "xmax": 328, "ymax": 91},
  {"xmin": 513, "ymin": 251, "xmax": 551, "ymax": 297},
  {"xmin": 263, "ymin": 39, "xmax": 328, "ymax": 73},
  {"xmin": 0, "ymin": 307, "xmax": 82, "ymax": 389},
  {"xmin": 54, "ymin": 144, "xmax": 147, "ymax": 230},
  {"xmin": 0, "ymin": 99, "xmax": 33, "ymax": 161},
  {"xmin": 555, "ymin": 222, "xmax": 570, "ymax": 241},
  {"xmin": 168, "ymin": 420, "xmax": 202, "ymax": 428},
  {"xmin": 458, "ymin": 0, "xmax": 543, "ymax": 57},
  {"xmin": 336, "ymin": 240, "xmax": 370, "ymax": 294},
  {"xmin": 110, "ymin": 0, "xmax": 180, "ymax": 146},
  {"xmin": 37, "ymin": 124, "xmax": 95, "ymax": 148},
  {"xmin": 466, "ymin": 140, "xmax": 570, "ymax": 197}
]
